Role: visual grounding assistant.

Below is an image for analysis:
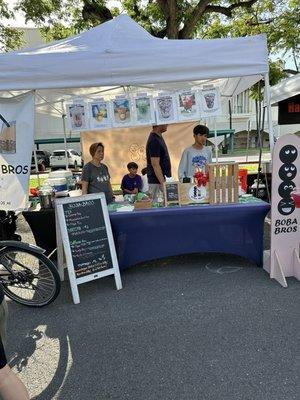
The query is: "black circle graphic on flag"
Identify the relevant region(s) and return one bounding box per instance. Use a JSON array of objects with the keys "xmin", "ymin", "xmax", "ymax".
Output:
[
  {"xmin": 278, "ymin": 163, "xmax": 297, "ymax": 180},
  {"xmin": 279, "ymin": 145, "xmax": 298, "ymax": 163},
  {"xmin": 278, "ymin": 181, "xmax": 296, "ymax": 198},
  {"xmin": 277, "ymin": 198, "xmax": 295, "ymax": 216}
]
